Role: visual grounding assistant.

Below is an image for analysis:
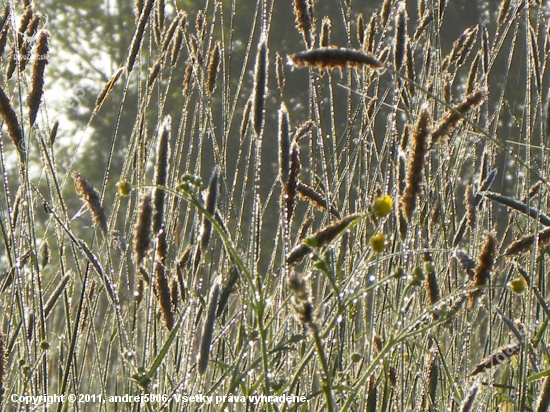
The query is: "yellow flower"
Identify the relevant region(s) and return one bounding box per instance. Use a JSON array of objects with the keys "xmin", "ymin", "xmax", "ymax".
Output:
[
  {"xmin": 372, "ymin": 195, "xmax": 393, "ymax": 217},
  {"xmin": 508, "ymin": 277, "xmax": 527, "ymax": 295},
  {"xmin": 370, "ymin": 233, "xmax": 386, "ymax": 253},
  {"xmin": 117, "ymin": 180, "xmax": 132, "ymax": 196}
]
